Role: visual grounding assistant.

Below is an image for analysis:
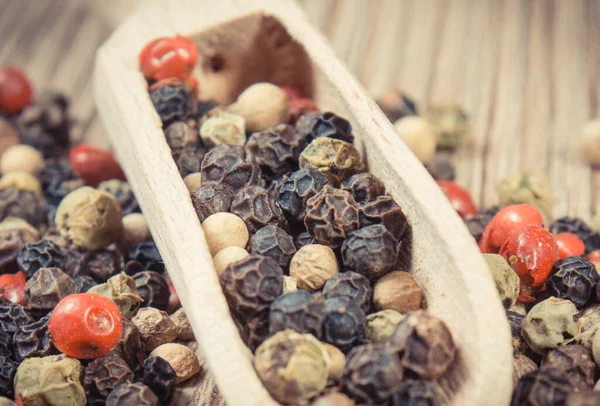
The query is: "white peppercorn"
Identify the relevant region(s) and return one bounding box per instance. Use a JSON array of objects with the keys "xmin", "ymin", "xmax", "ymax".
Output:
[
  {"xmin": 483, "ymin": 254, "xmax": 520, "ymax": 309},
  {"xmin": 373, "ymin": 271, "xmax": 422, "ymax": 314},
  {"xmin": 283, "ymin": 275, "xmax": 298, "ymax": 293},
  {"xmin": 393, "ymin": 116, "xmax": 437, "ymax": 164},
  {"xmin": 183, "ymin": 172, "xmax": 202, "ymax": 192},
  {"xmin": 366, "ymin": 309, "xmax": 405, "ymax": 343},
  {"xmin": 322, "ymin": 342, "xmax": 345, "ymax": 384},
  {"xmin": 122, "ymin": 213, "xmax": 151, "ymax": 247},
  {"xmin": 0, "ymin": 144, "xmax": 43, "ymax": 175},
  {"xmin": 201, "ymin": 212, "xmax": 249, "ymax": 256},
  {"xmin": 0, "ymin": 171, "xmax": 42, "ymax": 195},
  {"xmin": 131, "ymin": 307, "xmax": 178, "ymax": 352},
  {"xmin": 522, "ymin": 297, "xmax": 579, "ymax": 354},
  {"xmin": 228, "ymin": 83, "xmax": 290, "ymax": 132},
  {"xmin": 289, "ymin": 244, "xmax": 339, "ymax": 291},
  {"xmin": 150, "ymin": 343, "xmax": 201, "ymax": 384},
  {"xmin": 199, "ymin": 107, "xmax": 245, "ymax": 147},
  {"xmin": 212, "ymin": 246, "xmax": 249, "ymax": 276}
]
